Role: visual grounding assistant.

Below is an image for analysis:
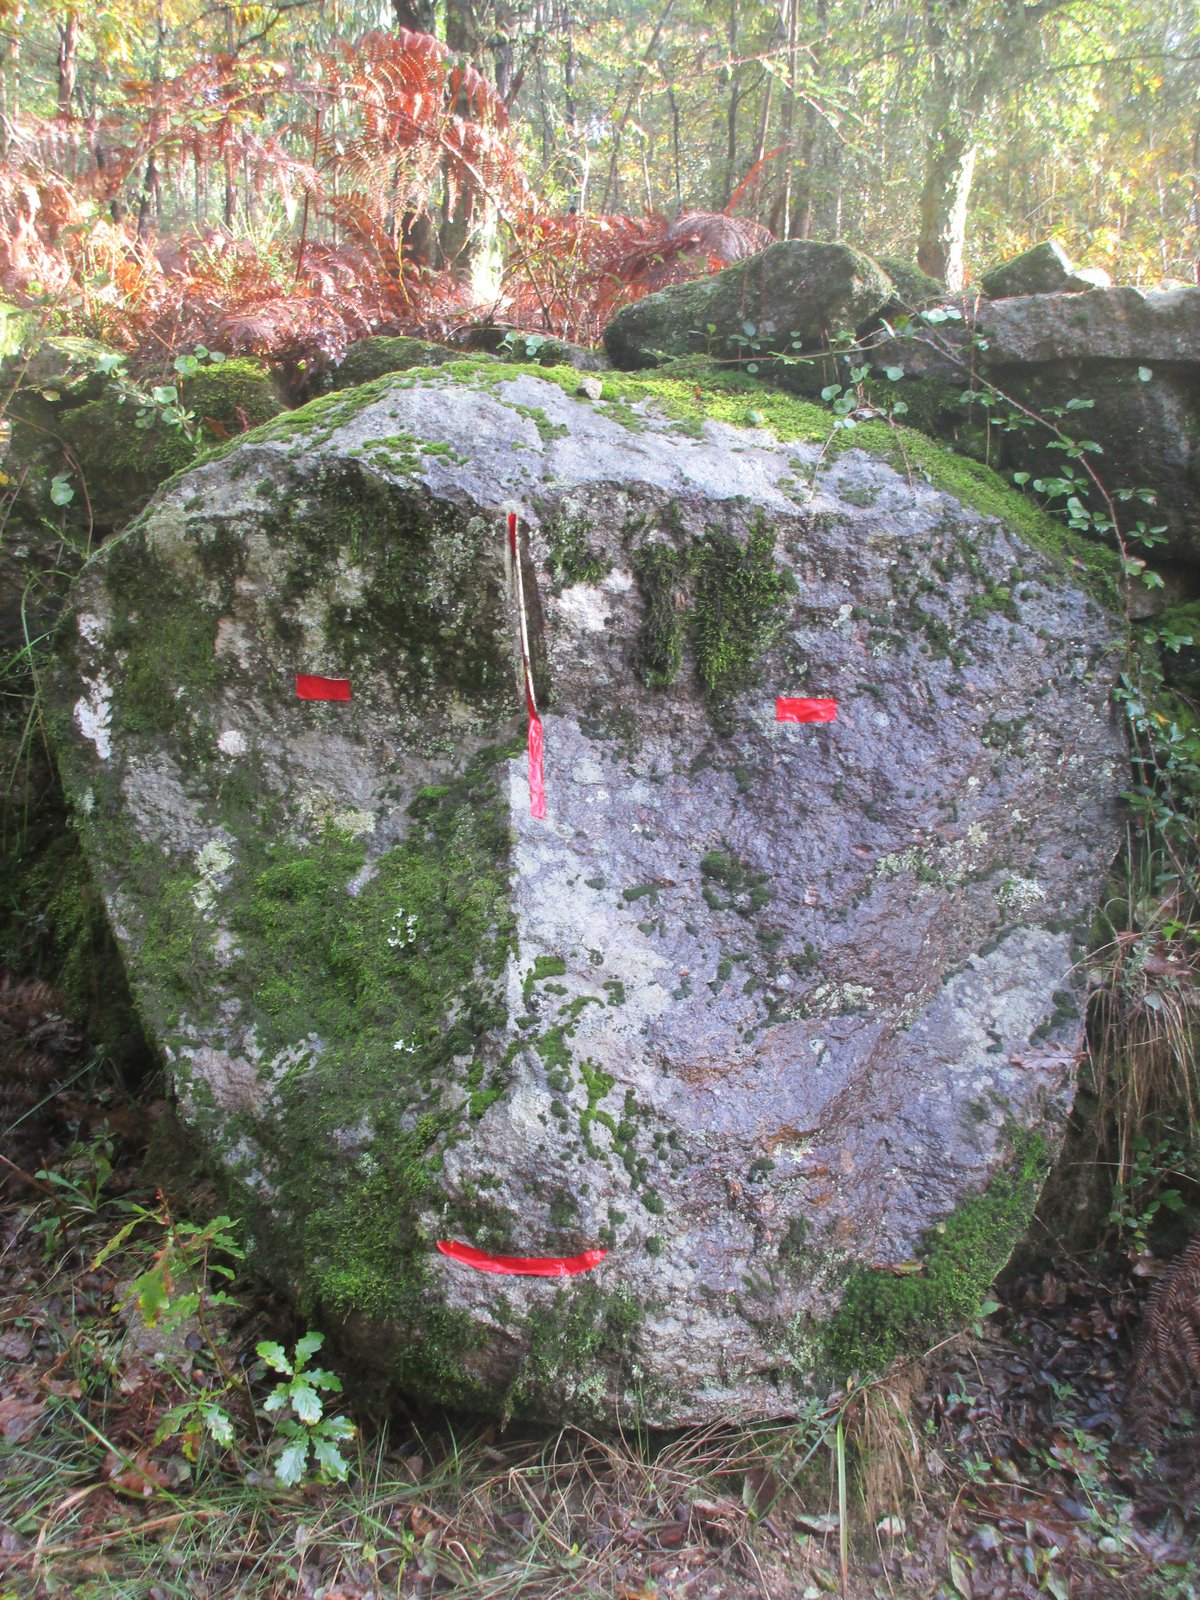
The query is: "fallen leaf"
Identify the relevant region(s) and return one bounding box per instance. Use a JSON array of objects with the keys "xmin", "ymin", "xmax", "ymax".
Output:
[{"xmin": 0, "ymin": 1394, "xmax": 45, "ymax": 1443}]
